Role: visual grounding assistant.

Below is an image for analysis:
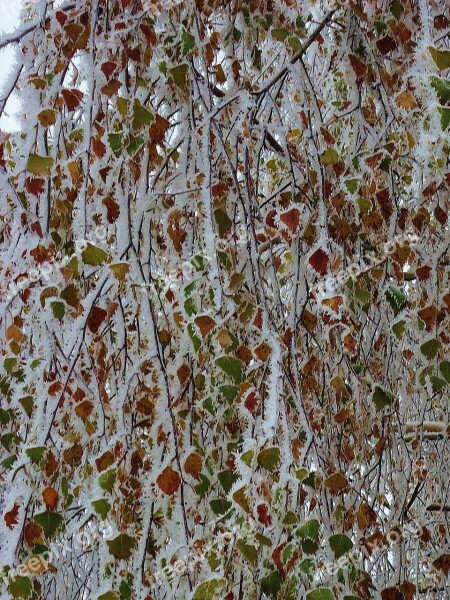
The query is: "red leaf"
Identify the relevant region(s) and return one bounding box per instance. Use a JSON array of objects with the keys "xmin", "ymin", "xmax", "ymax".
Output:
[
  {"xmin": 257, "ymin": 503, "xmax": 272, "ymax": 525},
  {"xmin": 309, "ymin": 248, "xmax": 329, "ymax": 275},
  {"xmin": 4, "ymin": 504, "xmax": 19, "ymax": 530},
  {"xmin": 280, "ymin": 208, "xmax": 300, "ymax": 232},
  {"xmin": 87, "ymin": 306, "xmax": 107, "ymax": 334}
]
